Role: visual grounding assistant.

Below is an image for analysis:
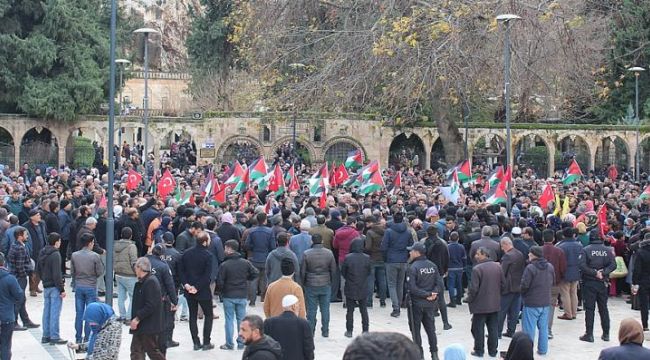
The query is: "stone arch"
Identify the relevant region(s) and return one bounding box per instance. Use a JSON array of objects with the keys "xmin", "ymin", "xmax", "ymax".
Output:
[
  {"xmin": 555, "ymin": 134, "xmax": 591, "ymax": 173},
  {"xmin": 595, "ymin": 135, "xmax": 630, "ymax": 174},
  {"xmin": 430, "ymin": 136, "xmax": 447, "ymax": 170},
  {"xmin": 271, "ymin": 136, "xmax": 317, "ymax": 165},
  {"xmin": 65, "ymin": 128, "xmax": 104, "ymax": 168},
  {"xmin": 389, "ymin": 132, "xmax": 425, "ymax": 169},
  {"xmin": 0, "ymin": 126, "xmax": 15, "ymax": 170},
  {"xmin": 471, "ymin": 133, "xmax": 506, "ymax": 168},
  {"xmin": 217, "ymin": 135, "xmax": 263, "ymax": 166},
  {"xmin": 20, "ymin": 127, "xmax": 59, "ymax": 168},
  {"xmin": 639, "ymin": 135, "xmax": 650, "ymax": 176},
  {"xmin": 514, "ymin": 133, "xmax": 550, "ymax": 178},
  {"xmin": 321, "ymin": 137, "xmax": 367, "ymax": 164}
]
